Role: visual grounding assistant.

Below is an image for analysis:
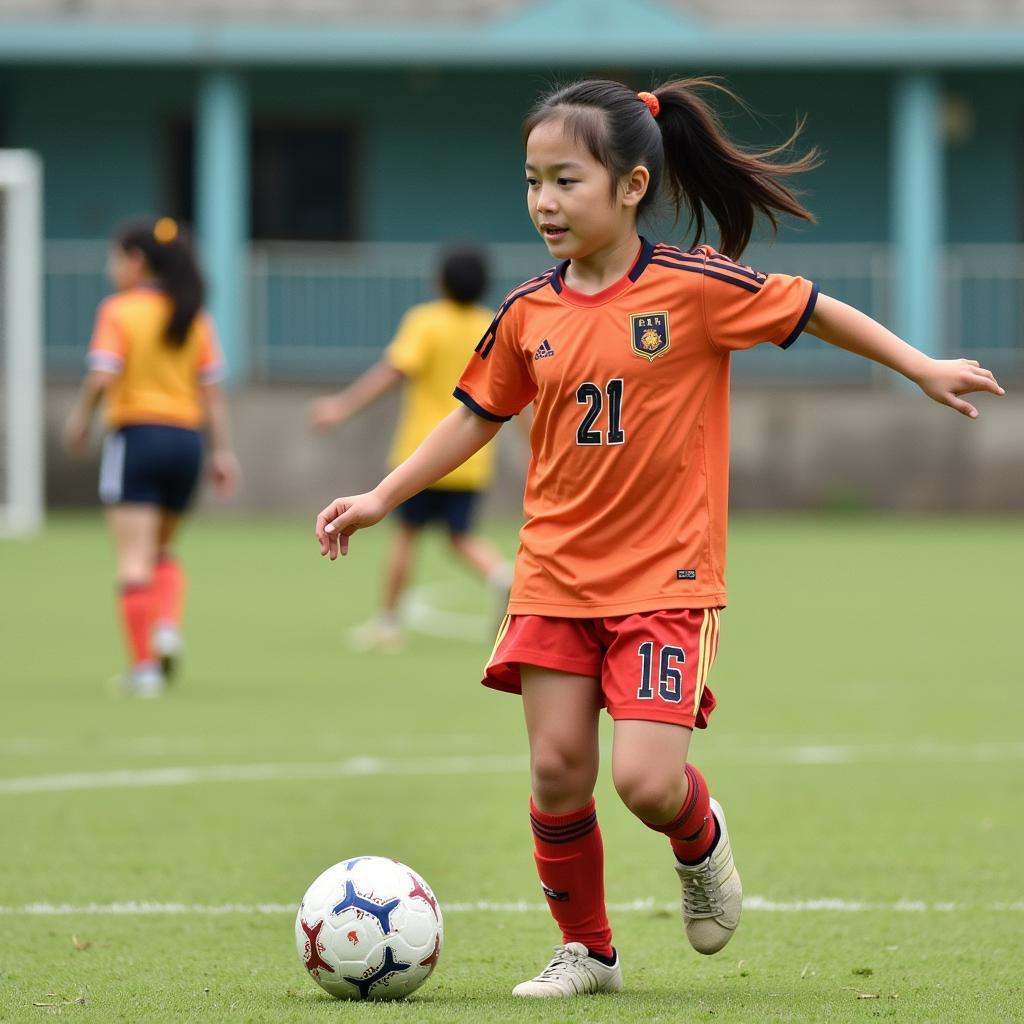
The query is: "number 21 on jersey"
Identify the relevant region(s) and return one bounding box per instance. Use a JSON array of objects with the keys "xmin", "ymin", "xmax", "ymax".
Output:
[{"xmin": 576, "ymin": 379, "xmax": 624, "ymax": 446}]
